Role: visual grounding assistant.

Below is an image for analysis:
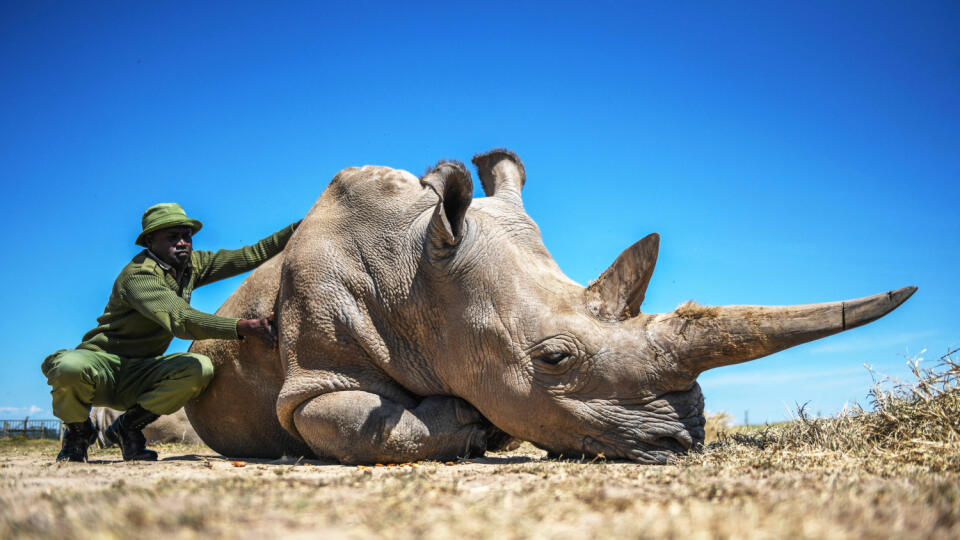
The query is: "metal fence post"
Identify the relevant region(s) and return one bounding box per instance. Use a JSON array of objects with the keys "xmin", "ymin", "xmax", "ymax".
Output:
[{"xmin": 0, "ymin": 418, "xmax": 65, "ymax": 439}]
